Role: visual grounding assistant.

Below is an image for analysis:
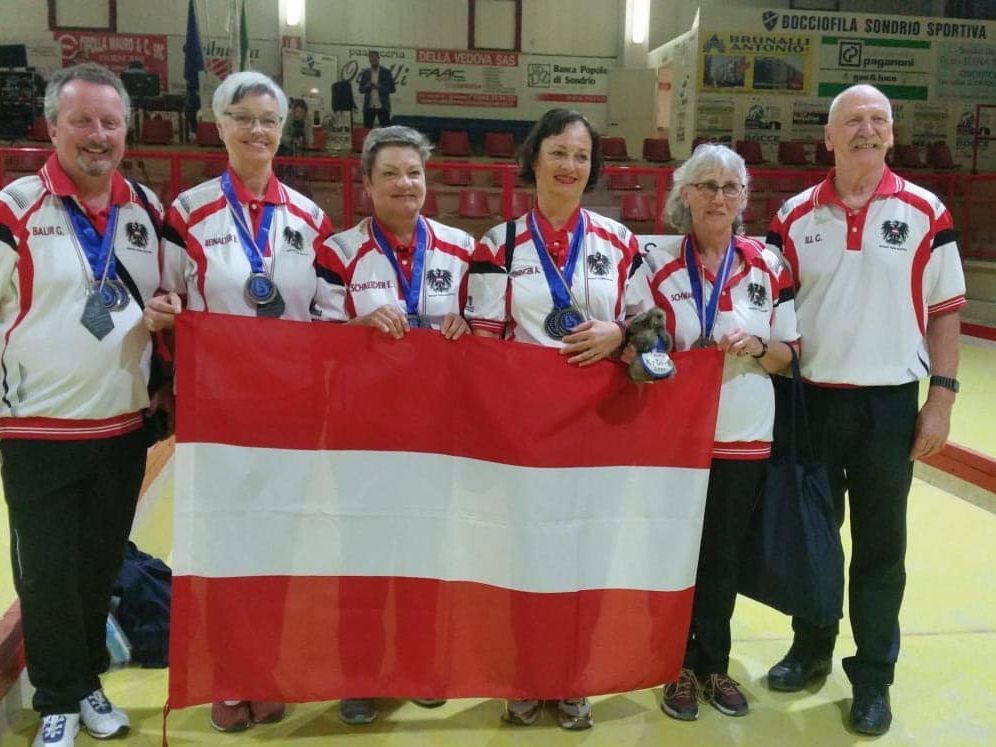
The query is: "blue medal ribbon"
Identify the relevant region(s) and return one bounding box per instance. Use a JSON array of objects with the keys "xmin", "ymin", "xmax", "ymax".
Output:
[
  {"xmin": 527, "ymin": 209, "xmax": 586, "ymax": 311},
  {"xmin": 220, "ymin": 171, "xmax": 276, "ymax": 274},
  {"xmin": 684, "ymin": 234, "xmax": 736, "ymax": 344},
  {"xmin": 62, "ymin": 197, "xmax": 120, "ymax": 283},
  {"xmin": 370, "ymin": 216, "xmax": 428, "ymax": 316}
]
